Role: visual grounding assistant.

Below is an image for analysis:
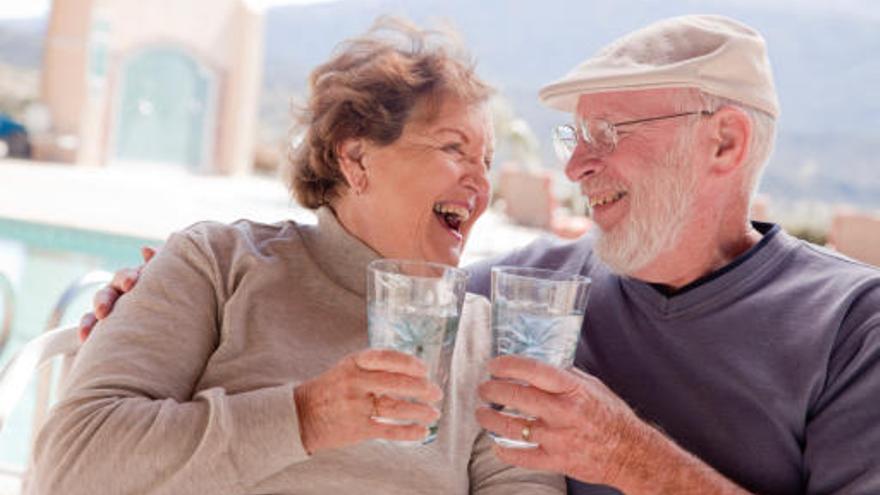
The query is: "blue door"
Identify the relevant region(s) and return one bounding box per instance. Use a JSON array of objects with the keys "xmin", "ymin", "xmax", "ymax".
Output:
[{"xmin": 114, "ymin": 47, "xmax": 212, "ymax": 170}]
